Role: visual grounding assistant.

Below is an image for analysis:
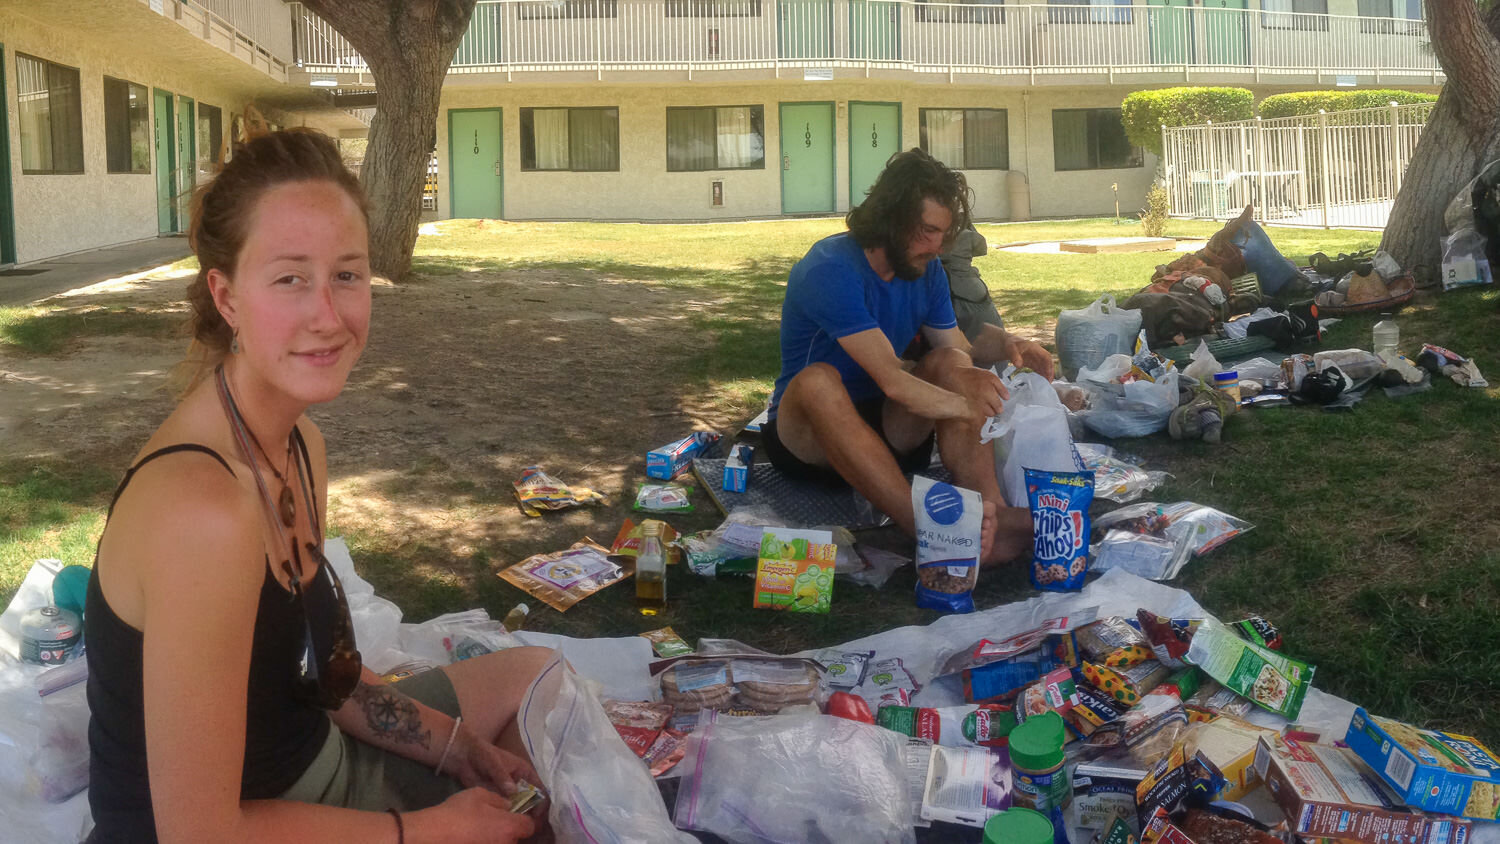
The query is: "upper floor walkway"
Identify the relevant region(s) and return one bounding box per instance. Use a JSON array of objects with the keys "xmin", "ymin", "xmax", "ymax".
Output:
[{"xmin": 290, "ymin": 0, "xmax": 1443, "ymax": 88}]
